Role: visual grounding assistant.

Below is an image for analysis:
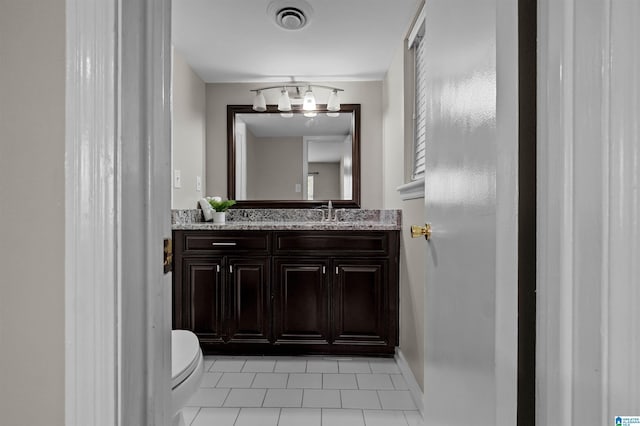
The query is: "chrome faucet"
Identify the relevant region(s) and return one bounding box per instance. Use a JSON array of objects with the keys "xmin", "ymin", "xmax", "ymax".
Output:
[{"xmin": 321, "ymin": 200, "xmax": 336, "ymax": 221}]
